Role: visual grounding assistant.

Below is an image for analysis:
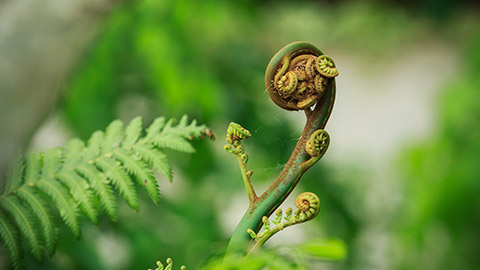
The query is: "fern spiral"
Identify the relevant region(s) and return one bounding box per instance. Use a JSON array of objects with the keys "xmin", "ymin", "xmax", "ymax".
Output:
[
  {"xmin": 305, "ymin": 129, "xmax": 330, "ymax": 158},
  {"xmin": 247, "ymin": 192, "xmax": 321, "ymax": 254},
  {"xmin": 0, "ymin": 115, "xmax": 212, "ymax": 270},
  {"xmin": 294, "ymin": 192, "xmax": 320, "ymax": 222},
  {"xmin": 265, "ymin": 42, "xmax": 339, "ymax": 111}
]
